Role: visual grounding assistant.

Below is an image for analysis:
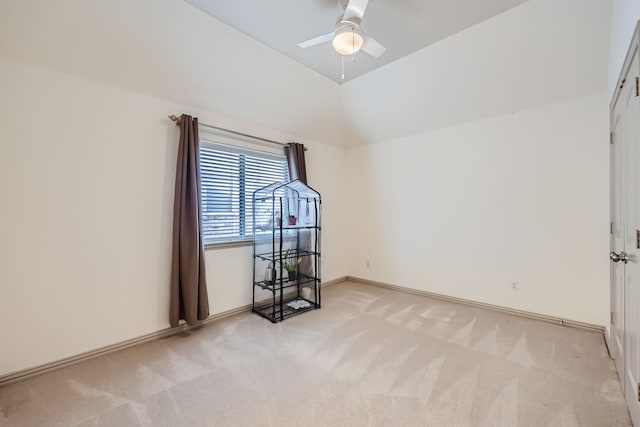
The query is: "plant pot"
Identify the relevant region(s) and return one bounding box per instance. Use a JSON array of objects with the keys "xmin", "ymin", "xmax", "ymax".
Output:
[
  {"xmin": 287, "ymin": 216, "xmax": 297, "ymax": 226},
  {"xmin": 287, "ymin": 270, "xmax": 297, "ymax": 281}
]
